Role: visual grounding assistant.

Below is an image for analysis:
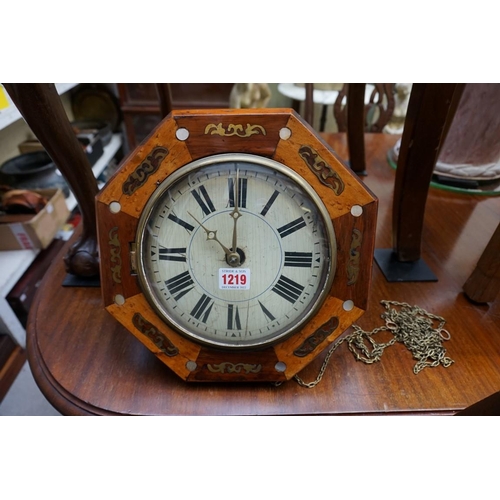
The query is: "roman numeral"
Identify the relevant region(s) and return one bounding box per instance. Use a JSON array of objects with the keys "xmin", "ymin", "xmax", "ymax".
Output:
[
  {"xmin": 260, "ymin": 190, "xmax": 279, "ymax": 216},
  {"xmin": 227, "ymin": 304, "xmax": 242, "ymax": 330},
  {"xmin": 258, "ymin": 301, "xmax": 276, "ymax": 322},
  {"xmin": 165, "ymin": 271, "xmax": 194, "ymax": 301},
  {"xmin": 284, "ymin": 251, "xmax": 313, "ymax": 267},
  {"xmin": 191, "ymin": 185, "xmax": 216, "ymax": 216},
  {"xmin": 158, "ymin": 247, "xmax": 187, "ymax": 262},
  {"xmin": 168, "ymin": 213, "xmax": 194, "ymax": 232},
  {"xmin": 278, "ymin": 217, "xmax": 306, "ymax": 238},
  {"xmin": 272, "ymin": 275, "xmax": 304, "ymax": 304},
  {"xmin": 228, "ymin": 178, "xmax": 247, "ymax": 208},
  {"xmin": 190, "ymin": 294, "xmax": 214, "ymax": 323}
]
